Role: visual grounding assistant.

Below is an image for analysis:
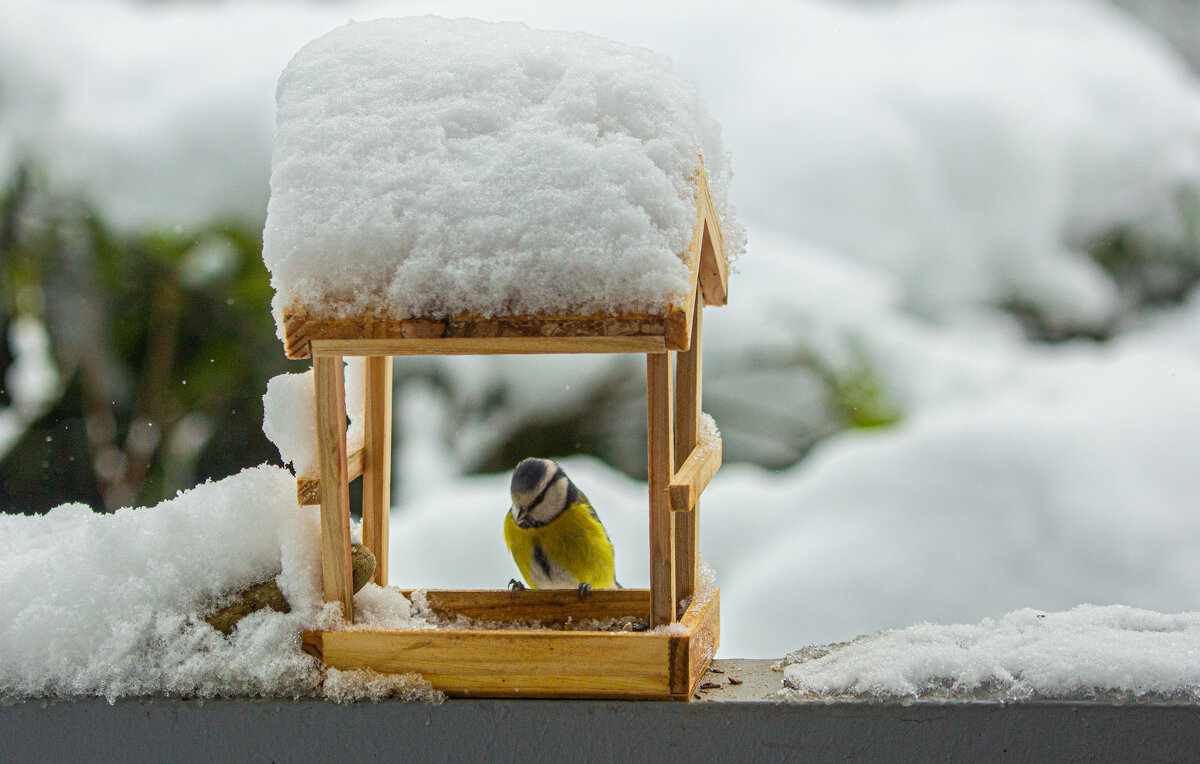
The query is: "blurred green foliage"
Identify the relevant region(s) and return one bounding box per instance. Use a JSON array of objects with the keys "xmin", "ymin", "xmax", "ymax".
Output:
[
  {"xmin": 1007, "ymin": 189, "xmax": 1200, "ymax": 343},
  {"xmin": 0, "ymin": 165, "xmax": 291, "ymax": 513},
  {"xmin": 821, "ymin": 348, "xmax": 903, "ymax": 431}
]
